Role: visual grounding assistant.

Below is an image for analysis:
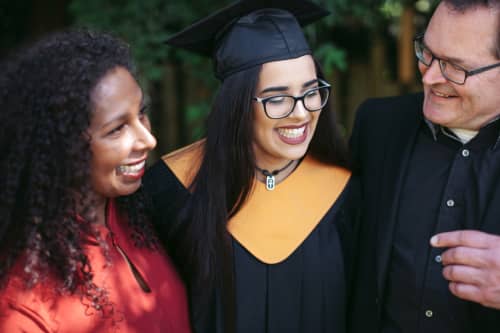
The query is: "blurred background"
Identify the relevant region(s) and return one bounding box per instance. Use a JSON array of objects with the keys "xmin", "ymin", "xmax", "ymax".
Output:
[{"xmin": 1, "ymin": 0, "xmax": 438, "ymax": 159}]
